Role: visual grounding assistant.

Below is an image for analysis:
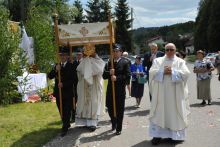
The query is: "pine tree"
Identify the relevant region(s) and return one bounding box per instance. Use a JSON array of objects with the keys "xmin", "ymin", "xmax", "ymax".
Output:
[
  {"xmin": 73, "ymin": 0, "xmax": 84, "ymax": 23},
  {"xmin": 115, "ymin": 0, "xmax": 132, "ymax": 52},
  {"xmin": 86, "ymin": 0, "xmax": 101, "ymax": 23},
  {"xmin": 194, "ymin": 0, "xmax": 213, "ymax": 52},
  {"xmin": 207, "ymin": 0, "xmax": 220, "ymax": 52},
  {"xmin": 100, "ymin": 0, "xmax": 111, "ymax": 22}
]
